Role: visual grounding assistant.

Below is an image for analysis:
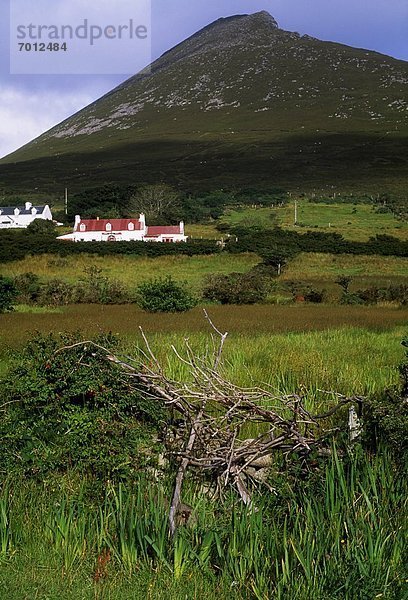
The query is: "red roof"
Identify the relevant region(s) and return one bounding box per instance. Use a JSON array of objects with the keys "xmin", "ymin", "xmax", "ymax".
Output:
[
  {"xmin": 145, "ymin": 225, "xmax": 182, "ymax": 237},
  {"xmin": 77, "ymin": 219, "xmax": 142, "ymax": 232}
]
